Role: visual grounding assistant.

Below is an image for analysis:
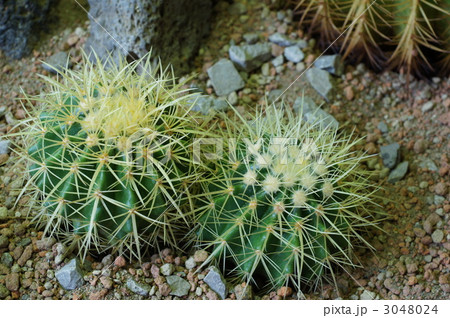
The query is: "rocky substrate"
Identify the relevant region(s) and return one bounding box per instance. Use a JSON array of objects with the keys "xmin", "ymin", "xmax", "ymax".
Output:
[{"xmin": 0, "ymin": 0, "xmax": 449, "ymax": 300}]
